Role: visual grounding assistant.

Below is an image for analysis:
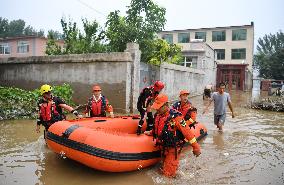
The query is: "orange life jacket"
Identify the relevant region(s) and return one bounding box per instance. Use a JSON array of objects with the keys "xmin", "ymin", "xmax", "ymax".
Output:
[
  {"xmin": 88, "ymin": 96, "xmax": 107, "ymax": 117},
  {"xmin": 153, "ymin": 109, "xmax": 197, "ymax": 159},
  {"xmin": 172, "ymin": 101, "xmax": 192, "ymax": 117},
  {"xmin": 39, "ymin": 101, "xmax": 60, "ymax": 122},
  {"xmin": 186, "ymin": 108, "xmax": 197, "ymax": 121},
  {"xmin": 172, "ymin": 101, "xmax": 197, "ymax": 128},
  {"xmin": 153, "ymin": 109, "xmax": 185, "ymax": 147}
]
